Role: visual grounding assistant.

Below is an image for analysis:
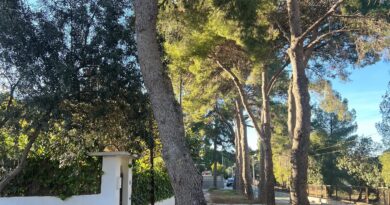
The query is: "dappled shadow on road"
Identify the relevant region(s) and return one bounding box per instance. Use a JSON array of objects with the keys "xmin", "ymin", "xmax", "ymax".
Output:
[{"xmin": 204, "ymin": 184, "xmax": 354, "ymax": 205}]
